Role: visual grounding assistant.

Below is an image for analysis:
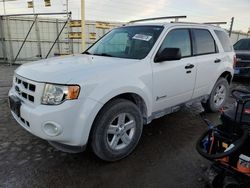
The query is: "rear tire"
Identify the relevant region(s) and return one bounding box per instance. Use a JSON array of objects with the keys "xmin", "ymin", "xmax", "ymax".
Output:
[
  {"xmin": 202, "ymin": 78, "xmax": 229, "ymax": 112},
  {"xmin": 91, "ymin": 99, "xmax": 143, "ymax": 162}
]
